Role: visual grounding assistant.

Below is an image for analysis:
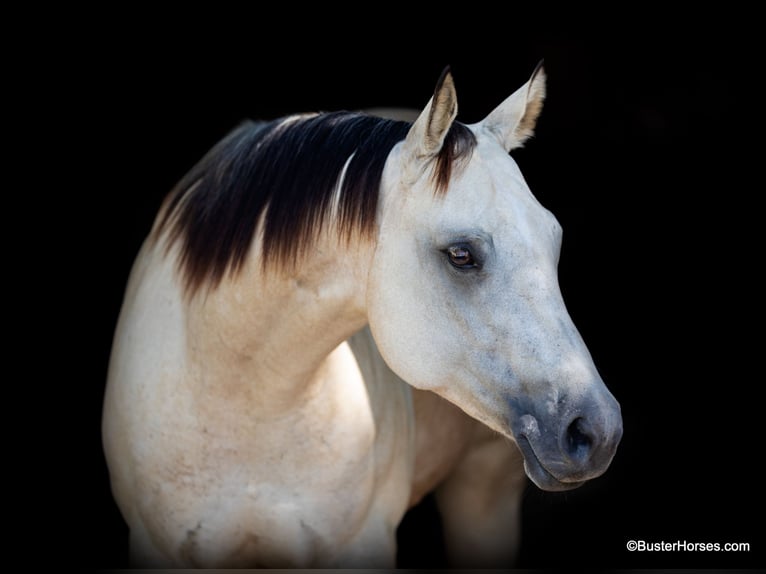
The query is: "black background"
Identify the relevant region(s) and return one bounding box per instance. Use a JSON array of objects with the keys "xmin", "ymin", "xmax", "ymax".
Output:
[{"xmin": 38, "ymin": 15, "xmax": 761, "ymax": 571}]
